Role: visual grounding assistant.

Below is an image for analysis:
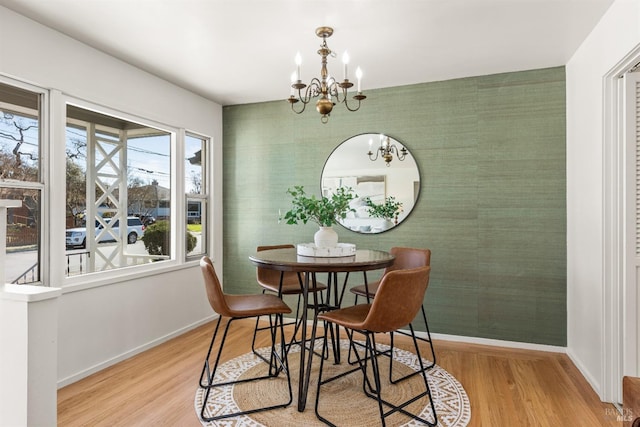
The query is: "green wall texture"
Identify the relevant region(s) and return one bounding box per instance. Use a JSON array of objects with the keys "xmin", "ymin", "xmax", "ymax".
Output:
[{"xmin": 222, "ymin": 66, "xmax": 566, "ymax": 346}]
